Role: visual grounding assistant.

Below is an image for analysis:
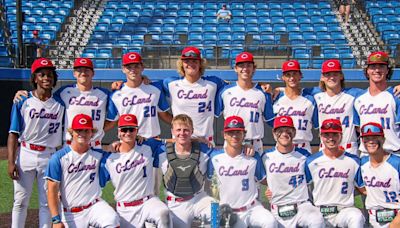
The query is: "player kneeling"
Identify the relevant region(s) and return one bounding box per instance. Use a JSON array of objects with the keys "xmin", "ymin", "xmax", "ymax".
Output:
[
  {"xmin": 45, "ymin": 114, "xmax": 119, "ymax": 227},
  {"xmin": 262, "ymin": 116, "xmax": 325, "ymax": 227},
  {"xmin": 360, "ymin": 122, "xmax": 400, "ymax": 228},
  {"xmin": 305, "ymin": 119, "xmax": 366, "ymax": 228},
  {"xmin": 100, "ymin": 114, "xmax": 171, "ymax": 227},
  {"xmin": 207, "ymin": 116, "xmax": 278, "ymax": 227}
]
